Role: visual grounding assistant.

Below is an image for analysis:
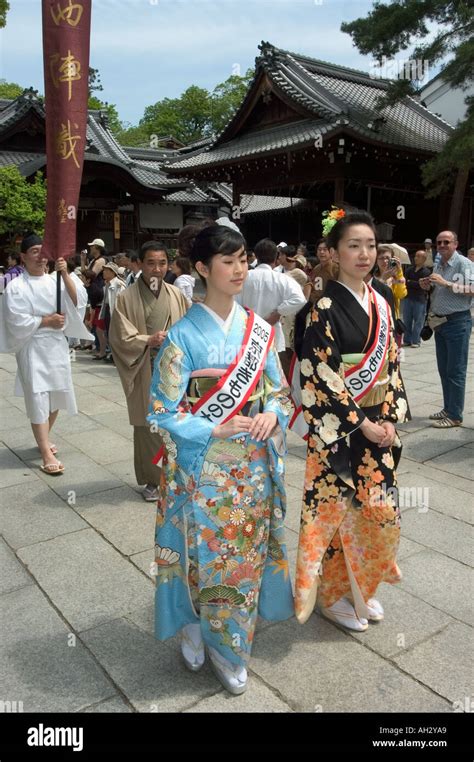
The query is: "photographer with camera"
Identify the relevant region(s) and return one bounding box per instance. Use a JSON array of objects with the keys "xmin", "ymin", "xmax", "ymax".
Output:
[
  {"xmin": 420, "ymin": 230, "xmax": 473, "ymax": 429},
  {"xmin": 376, "ymin": 244, "xmax": 408, "ymax": 346}
]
